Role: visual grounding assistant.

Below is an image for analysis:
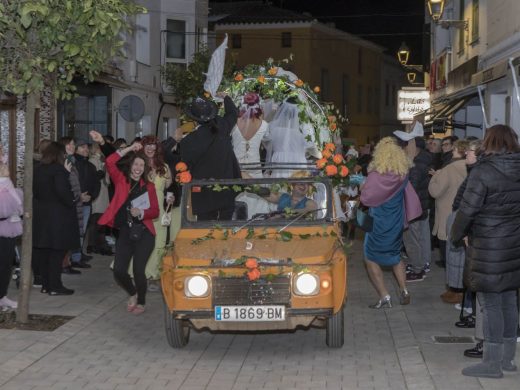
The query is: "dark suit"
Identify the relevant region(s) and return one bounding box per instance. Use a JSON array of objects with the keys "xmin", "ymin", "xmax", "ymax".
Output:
[{"xmin": 180, "ymin": 96, "xmax": 240, "ymax": 219}]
